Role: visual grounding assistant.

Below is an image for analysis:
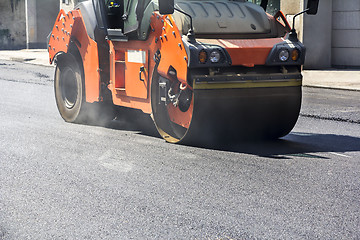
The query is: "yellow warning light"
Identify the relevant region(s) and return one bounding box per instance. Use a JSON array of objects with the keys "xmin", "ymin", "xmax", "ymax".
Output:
[
  {"xmin": 291, "ymin": 49, "xmax": 300, "ymax": 61},
  {"xmin": 199, "ymin": 50, "xmax": 207, "ymax": 64}
]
